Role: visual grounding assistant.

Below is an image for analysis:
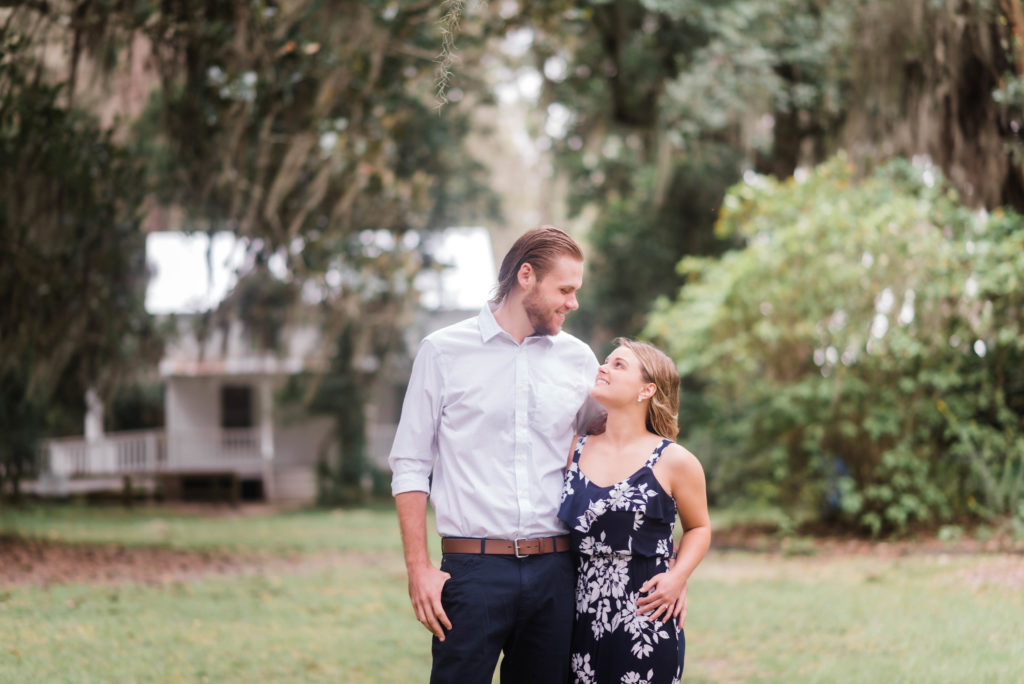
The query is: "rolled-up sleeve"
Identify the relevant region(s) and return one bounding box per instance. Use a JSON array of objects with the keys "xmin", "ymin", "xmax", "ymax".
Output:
[
  {"xmin": 573, "ymin": 351, "xmax": 604, "ymax": 434},
  {"xmin": 389, "ymin": 338, "xmax": 444, "ymax": 496}
]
